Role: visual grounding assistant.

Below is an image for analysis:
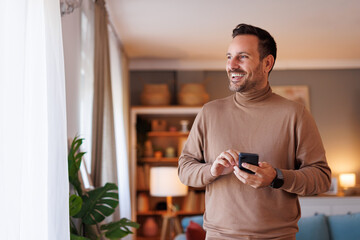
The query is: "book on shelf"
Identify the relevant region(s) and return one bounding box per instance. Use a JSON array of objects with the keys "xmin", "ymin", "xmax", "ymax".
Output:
[
  {"xmin": 137, "ymin": 164, "xmax": 151, "ymax": 191},
  {"xmin": 143, "ymin": 164, "xmax": 150, "ymax": 189},
  {"xmin": 198, "ymin": 192, "xmax": 205, "ymax": 212},
  {"xmin": 182, "ymin": 190, "xmax": 205, "ymax": 213}
]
